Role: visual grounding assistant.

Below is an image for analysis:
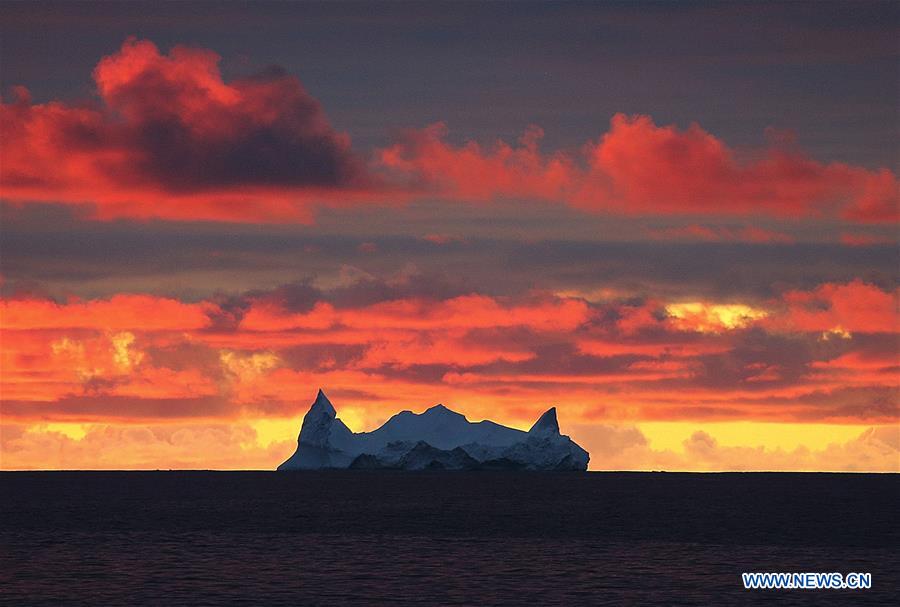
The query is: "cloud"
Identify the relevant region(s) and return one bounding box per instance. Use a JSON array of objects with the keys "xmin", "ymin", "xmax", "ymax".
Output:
[
  {"xmin": 379, "ymin": 114, "xmax": 897, "ymax": 222},
  {"xmin": 240, "ymin": 293, "xmax": 593, "ymax": 333},
  {"xmin": 664, "ymin": 302, "xmax": 768, "ymax": 333},
  {"xmin": 676, "ymin": 426, "xmax": 900, "ymax": 472},
  {"xmin": 1, "ymin": 280, "xmax": 897, "ymax": 433},
  {"xmin": 3, "ymin": 39, "xmax": 894, "ymax": 225},
  {"xmin": 569, "ymin": 423, "xmax": 899, "ymax": 472},
  {"xmin": 3, "ymin": 420, "xmax": 896, "ymax": 471},
  {"xmin": 0, "ymin": 294, "xmax": 213, "ymax": 330},
  {"xmin": 771, "ymin": 280, "xmax": 898, "ymax": 334},
  {"xmin": 646, "ymin": 224, "xmax": 795, "ymax": 243},
  {"xmin": 0, "ymin": 38, "xmax": 373, "ymax": 222},
  {"xmin": 0, "ymin": 422, "xmax": 292, "ymax": 470},
  {"xmin": 1, "ymin": 395, "xmax": 228, "ymax": 420},
  {"xmin": 839, "ymin": 232, "xmax": 893, "ymax": 247},
  {"xmin": 380, "ymin": 123, "xmax": 580, "ymax": 203}
]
